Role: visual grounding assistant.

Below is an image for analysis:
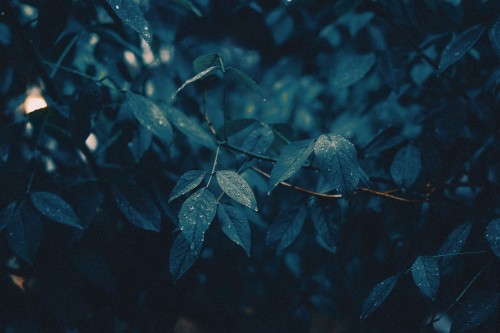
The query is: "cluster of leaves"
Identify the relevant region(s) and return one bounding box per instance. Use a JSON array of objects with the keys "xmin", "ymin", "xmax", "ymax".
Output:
[{"xmin": 0, "ymin": 0, "xmax": 499, "ymax": 332}]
